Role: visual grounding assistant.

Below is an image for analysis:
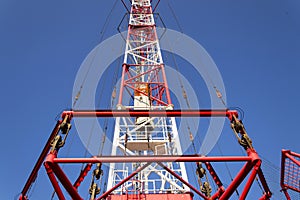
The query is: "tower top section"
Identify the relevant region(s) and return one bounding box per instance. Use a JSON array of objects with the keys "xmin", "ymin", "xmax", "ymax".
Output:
[
  {"xmin": 118, "ymin": 0, "xmax": 171, "ymax": 107},
  {"xmin": 129, "ymin": 0, "xmax": 155, "ymax": 26}
]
